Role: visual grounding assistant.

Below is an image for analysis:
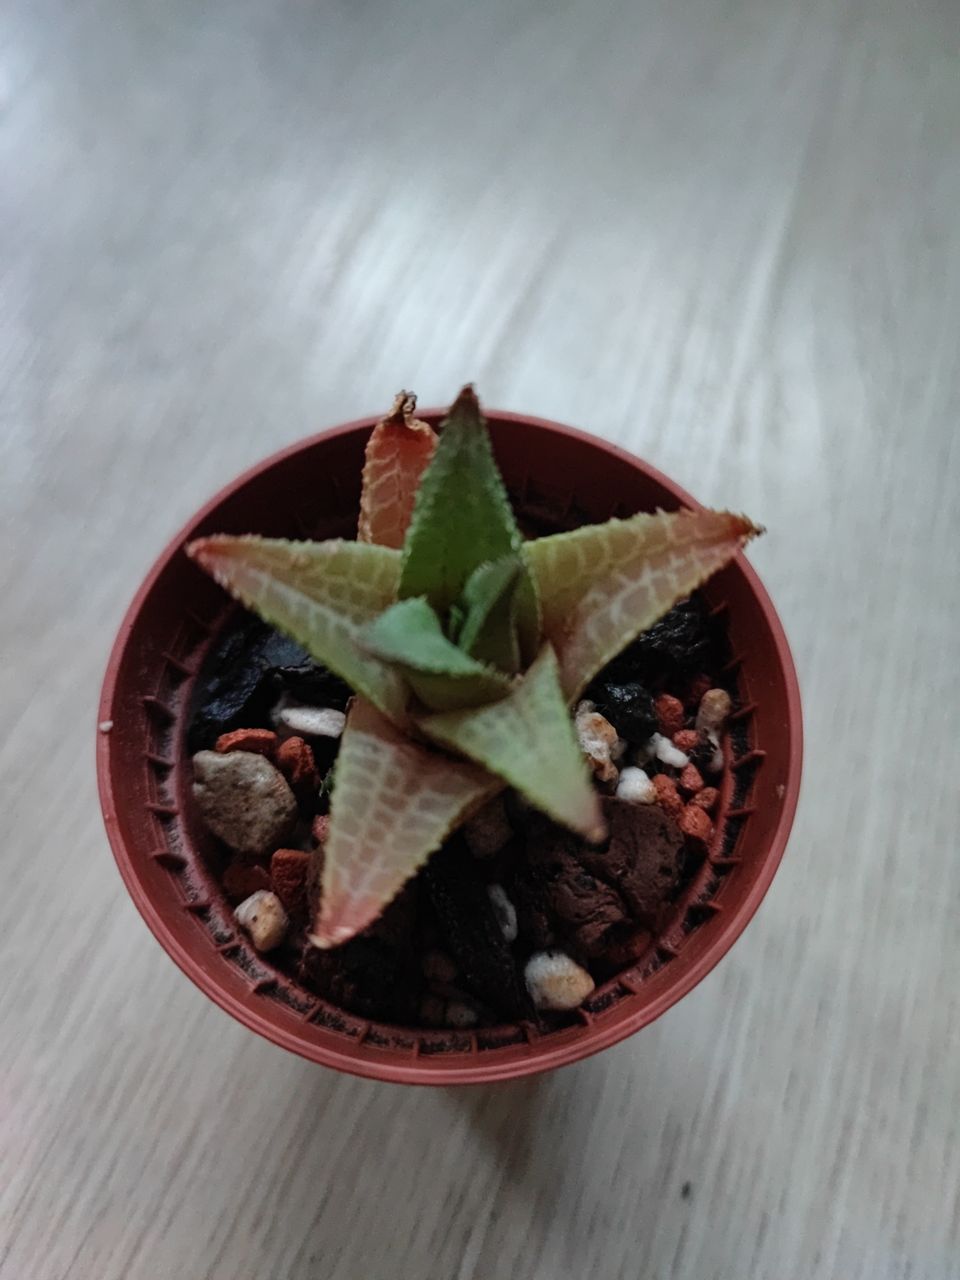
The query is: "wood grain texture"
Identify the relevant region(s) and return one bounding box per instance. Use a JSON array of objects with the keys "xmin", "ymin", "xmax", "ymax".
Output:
[{"xmin": 2, "ymin": 0, "xmax": 959, "ymax": 1276}]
